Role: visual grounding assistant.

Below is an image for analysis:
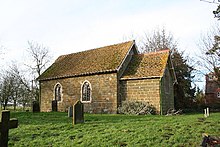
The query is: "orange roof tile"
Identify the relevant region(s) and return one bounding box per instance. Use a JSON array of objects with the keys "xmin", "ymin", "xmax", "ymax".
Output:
[
  {"xmin": 38, "ymin": 41, "xmax": 134, "ymax": 81},
  {"xmin": 121, "ymin": 50, "xmax": 170, "ymax": 80}
]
